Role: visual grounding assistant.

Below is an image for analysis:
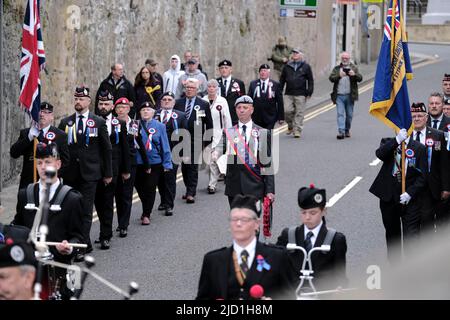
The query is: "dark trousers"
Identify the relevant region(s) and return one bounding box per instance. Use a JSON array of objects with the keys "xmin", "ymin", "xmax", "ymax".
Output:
[
  {"xmin": 158, "ymin": 163, "xmax": 178, "ymax": 209},
  {"xmin": 94, "ymin": 176, "xmax": 117, "ymax": 241},
  {"xmin": 181, "ymin": 163, "xmax": 198, "ymax": 197},
  {"xmin": 134, "ymin": 164, "xmax": 162, "ymax": 217},
  {"xmin": 115, "ymin": 165, "xmax": 137, "ymax": 230},
  {"xmin": 64, "ymin": 178, "xmax": 98, "ymax": 249},
  {"xmin": 380, "ymin": 198, "xmax": 421, "ymax": 262},
  {"xmin": 436, "ymin": 198, "xmax": 450, "ymax": 229}
]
